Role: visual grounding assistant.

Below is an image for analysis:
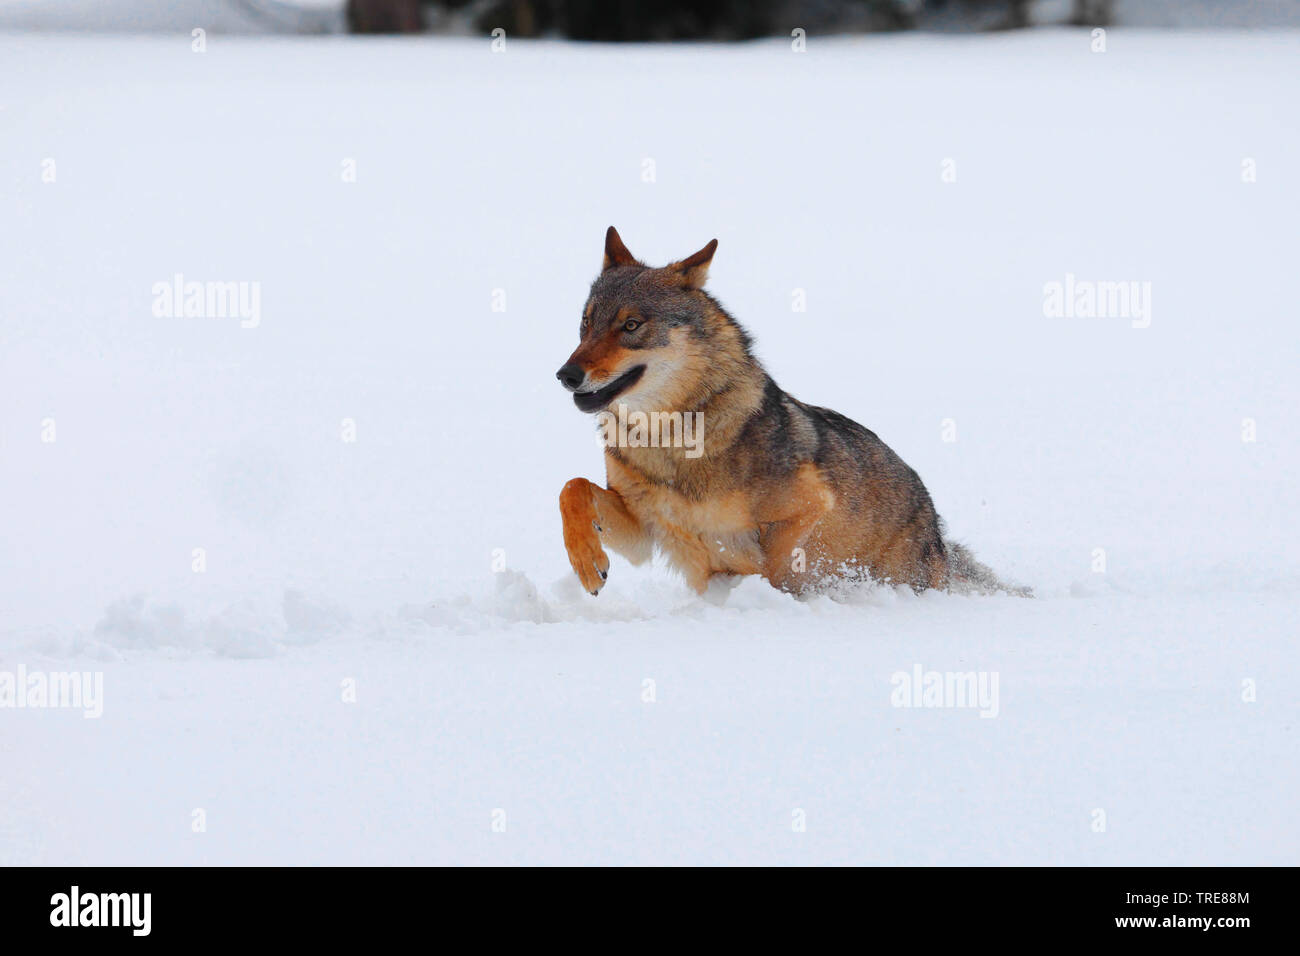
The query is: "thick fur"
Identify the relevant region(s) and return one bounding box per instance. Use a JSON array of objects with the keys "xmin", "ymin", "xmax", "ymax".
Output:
[{"xmin": 557, "ymin": 227, "xmax": 1026, "ymax": 598}]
